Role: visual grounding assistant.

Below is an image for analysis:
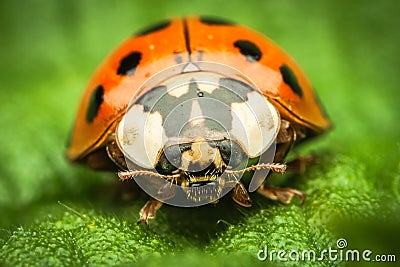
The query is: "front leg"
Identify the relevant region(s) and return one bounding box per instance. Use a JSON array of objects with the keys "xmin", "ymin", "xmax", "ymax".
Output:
[
  {"xmin": 119, "ymin": 171, "xmax": 177, "ymax": 224},
  {"xmin": 232, "ymin": 181, "xmax": 252, "ymax": 207},
  {"xmin": 138, "ymin": 198, "xmax": 163, "ymax": 224},
  {"xmin": 257, "ymin": 184, "xmax": 305, "ymax": 204}
]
